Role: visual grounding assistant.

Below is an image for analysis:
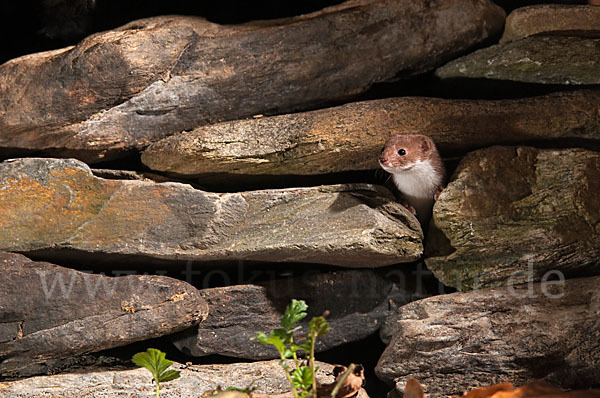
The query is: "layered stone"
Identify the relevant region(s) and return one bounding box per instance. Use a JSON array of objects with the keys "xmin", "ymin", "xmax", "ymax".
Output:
[
  {"xmin": 0, "ymin": 360, "xmax": 368, "ymax": 398},
  {"xmin": 436, "ymin": 36, "xmax": 600, "ymax": 85},
  {"xmin": 0, "ymin": 158, "xmax": 422, "ymax": 267},
  {"xmin": 142, "ymin": 90, "xmax": 600, "ymax": 177},
  {"xmin": 501, "ymin": 5, "xmax": 600, "ymax": 43},
  {"xmin": 0, "ymin": 251, "xmax": 207, "ymax": 378},
  {"xmin": 0, "ymin": 0, "xmax": 504, "ymax": 163},
  {"xmin": 376, "ymin": 276, "xmax": 600, "ymax": 397},
  {"xmin": 172, "ymin": 269, "xmax": 414, "ymax": 359},
  {"xmin": 425, "ymin": 146, "xmax": 600, "ymax": 291}
]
